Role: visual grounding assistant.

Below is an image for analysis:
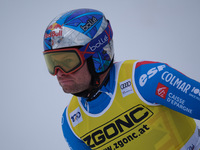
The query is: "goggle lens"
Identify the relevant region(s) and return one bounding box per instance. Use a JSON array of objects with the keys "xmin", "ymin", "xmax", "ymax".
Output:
[{"xmin": 44, "ymin": 49, "xmax": 84, "ymax": 75}]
